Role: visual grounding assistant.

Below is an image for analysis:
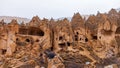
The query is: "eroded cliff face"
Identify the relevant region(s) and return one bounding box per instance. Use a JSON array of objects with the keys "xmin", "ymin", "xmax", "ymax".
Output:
[{"xmin": 0, "ymin": 9, "xmax": 120, "ymax": 68}]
